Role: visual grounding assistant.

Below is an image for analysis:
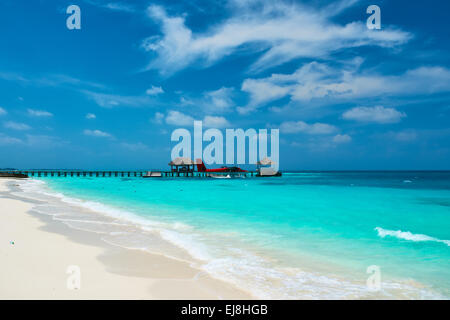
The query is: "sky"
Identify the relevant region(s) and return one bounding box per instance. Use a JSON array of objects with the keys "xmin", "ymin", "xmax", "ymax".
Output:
[{"xmin": 0, "ymin": 0, "xmax": 450, "ymax": 170}]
